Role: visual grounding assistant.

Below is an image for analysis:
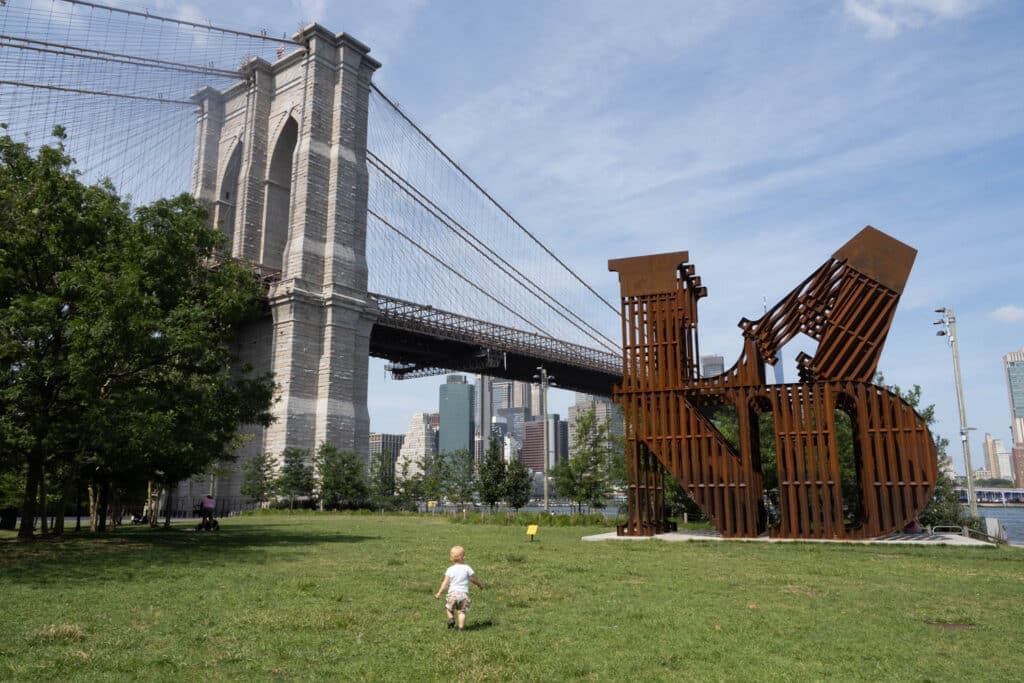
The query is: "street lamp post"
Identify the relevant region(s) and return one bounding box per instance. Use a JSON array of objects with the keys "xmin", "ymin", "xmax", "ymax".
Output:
[
  {"xmin": 535, "ymin": 366, "xmax": 552, "ymax": 512},
  {"xmin": 934, "ymin": 307, "xmax": 978, "ymax": 516}
]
